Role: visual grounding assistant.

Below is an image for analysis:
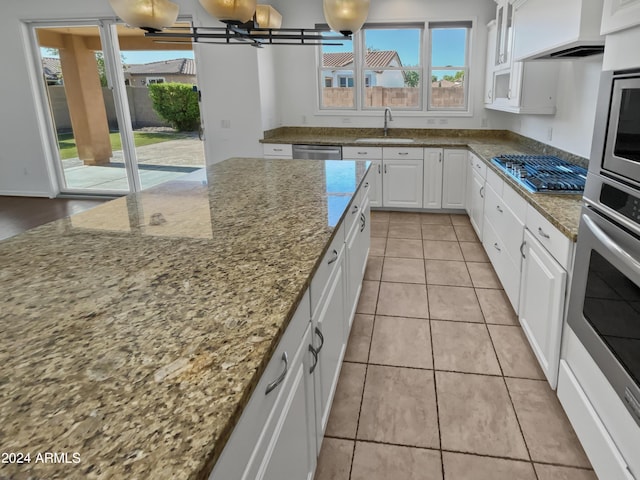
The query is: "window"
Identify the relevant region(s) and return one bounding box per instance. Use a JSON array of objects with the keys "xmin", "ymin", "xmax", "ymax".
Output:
[
  {"xmin": 146, "ymin": 76, "xmax": 165, "ymax": 85},
  {"xmin": 317, "ymin": 21, "xmax": 471, "ymax": 113},
  {"xmin": 362, "ymin": 26, "xmax": 422, "ymax": 109},
  {"xmin": 429, "ymin": 22, "xmax": 470, "ymax": 111}
]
